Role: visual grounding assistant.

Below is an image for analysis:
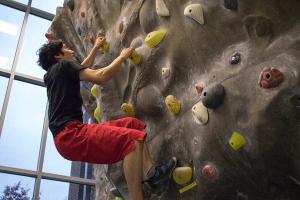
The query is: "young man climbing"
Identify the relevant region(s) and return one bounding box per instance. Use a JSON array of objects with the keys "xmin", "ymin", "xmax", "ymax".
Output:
[{"xmin": 37, "ymin": 36, "xmax": 176, "ymax": 200}]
